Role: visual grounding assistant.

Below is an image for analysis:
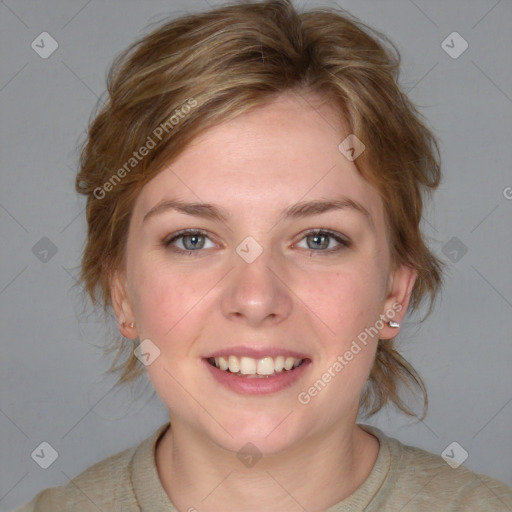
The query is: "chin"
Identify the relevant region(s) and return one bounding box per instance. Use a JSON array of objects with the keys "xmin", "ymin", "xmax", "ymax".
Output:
[{"xmin": 208, "ymin": 411, "xmax": 307, "ymax": 456}]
